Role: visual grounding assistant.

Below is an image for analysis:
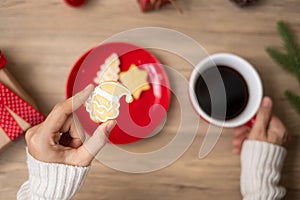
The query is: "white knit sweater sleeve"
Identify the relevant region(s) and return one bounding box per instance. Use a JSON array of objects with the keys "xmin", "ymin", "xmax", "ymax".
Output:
[
  {"xmin": 240, "ymin": 140, "xmax": 287, "ymax": 200},
  {"xmin": 17, "ymin": 149, "xmax": 90, "ymax": 200}
]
